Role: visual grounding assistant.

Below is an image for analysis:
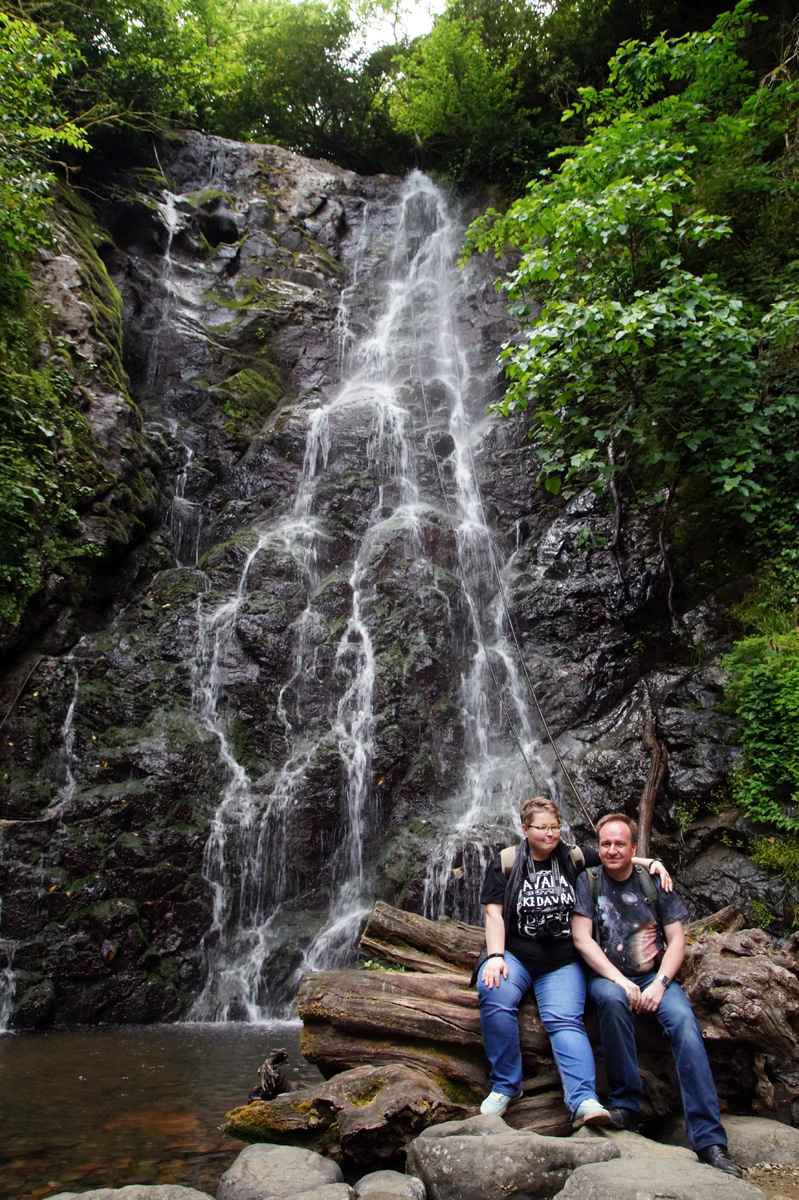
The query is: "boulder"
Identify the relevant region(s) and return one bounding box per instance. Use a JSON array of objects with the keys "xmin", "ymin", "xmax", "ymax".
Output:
[
  {"xmin": 661, "ymin": 1113, "xmax": 799, "ymax": 1166},
  {"xmin": 44, "ymin": 1190, "xmax": 213, "ymax": 1200},
  {"xmin": 289, "ymin": 1189, "xmax": 355, "ymax": 1200},
  {"xmin": 550, "ymin": 1157, "xmax": 764, "ymax": 1199},
  {"xmin": 597, "ymin": 1128, "xmax": 695, "ymax": 1164},
  {"xmin": 217, "ymin": 1144, "xmax": 343, "ymax": 1200},
  {"xmin": 404, "ymin": 1114, "xmax": 619, "ymax": 1200},
  {"xmin": 354, "ymin": 1173, "xmax": 425, "ymax": 1200}
]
